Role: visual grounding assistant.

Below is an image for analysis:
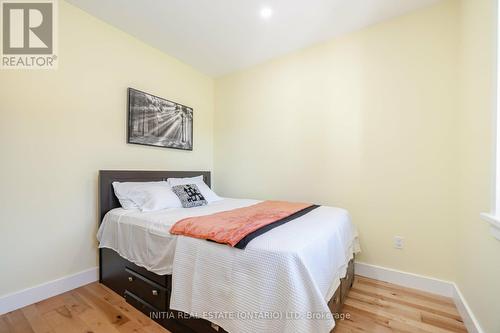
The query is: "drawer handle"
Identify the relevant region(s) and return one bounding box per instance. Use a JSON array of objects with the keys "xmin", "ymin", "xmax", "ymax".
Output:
[
  {"xmin": 152, "ymin": 290, "xmax": 158, "ymax": 296},
  {"xmin": 128, "ymin": 276, "xmax": 133, "ymax": 282}
]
